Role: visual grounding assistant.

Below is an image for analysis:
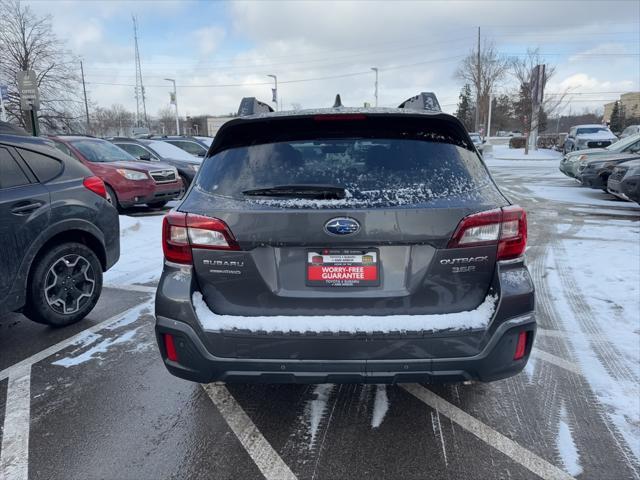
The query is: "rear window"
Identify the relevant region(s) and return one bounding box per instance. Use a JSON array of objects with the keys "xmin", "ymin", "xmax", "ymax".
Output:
[{"xmin": 196, "ymin": 137, "xmax": 490, "ymax": 208}]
